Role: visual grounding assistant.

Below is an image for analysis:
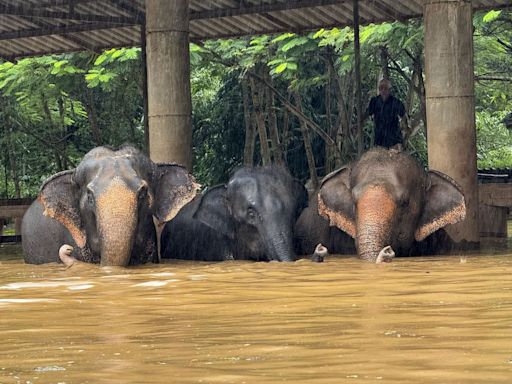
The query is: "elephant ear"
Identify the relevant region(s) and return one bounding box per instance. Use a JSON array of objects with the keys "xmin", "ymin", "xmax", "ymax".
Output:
[
  {"xmin": 193, "ymin": 185, "xmax": 235, "ymax": 240},
  {"xmin": 153, "ymin": 163, "xmax": 200, "ymax": 223},
  {"xmin": 38, "ymin": 170, "xmax": 87, "ymax": 248},
  {"xmin": 415, "ymin": 170, "xmax": 466, "ymax": 241},
  {"xmin": 317, "ymin": 166, "xmax": 356, "ymax": 238}
]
